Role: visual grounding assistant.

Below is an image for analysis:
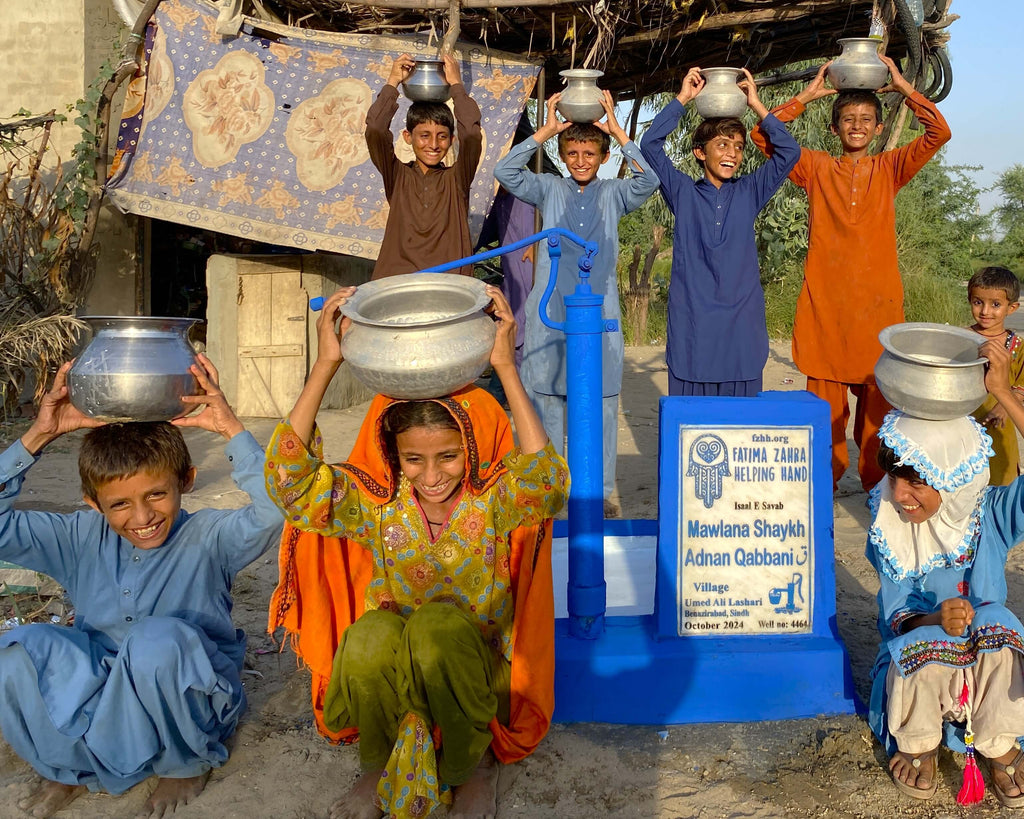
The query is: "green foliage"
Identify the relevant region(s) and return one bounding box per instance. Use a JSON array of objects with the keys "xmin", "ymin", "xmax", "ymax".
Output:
[{"xmin": 988, "ymin": 165, "xmax": 1024, "ymax": 272}]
